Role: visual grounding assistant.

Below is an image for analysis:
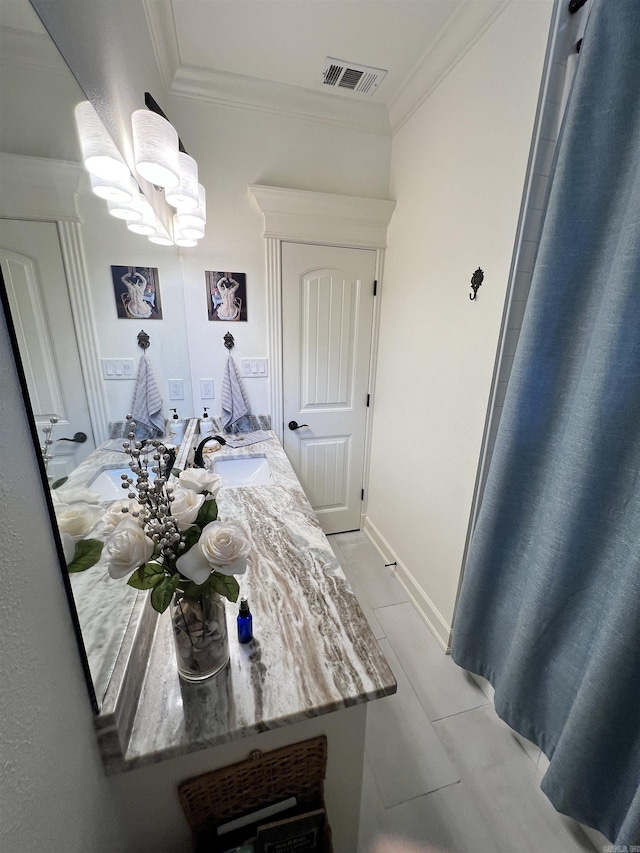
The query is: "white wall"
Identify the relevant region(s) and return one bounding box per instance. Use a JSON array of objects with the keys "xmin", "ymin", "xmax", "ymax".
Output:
[
  {"xmin": 167, "ymin": 95, "xmax": 391, "ymax": 425},
  {"xmin": 366, "ymin": 1, "xmax": 552, "ymax": 639},
  {"xmin": 78, "ymin": 186, "xmax": 194, "ymax": 425},
  {"xmin": 0, "ymin": 302, "xmax": 131, "ymax": 853}
]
